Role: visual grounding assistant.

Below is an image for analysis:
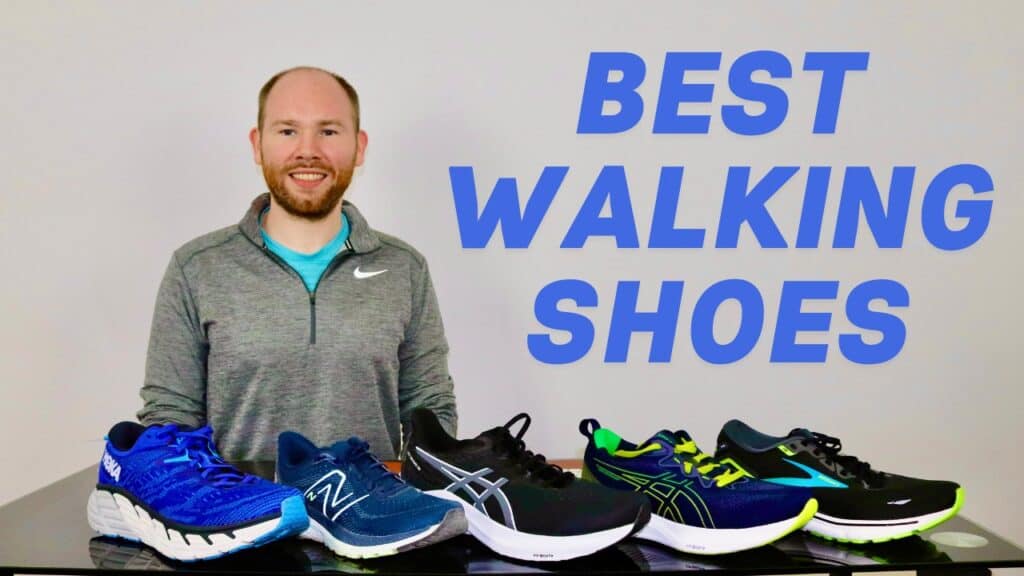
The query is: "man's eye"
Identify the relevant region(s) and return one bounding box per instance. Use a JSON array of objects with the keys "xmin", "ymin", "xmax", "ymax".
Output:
[
  {"xmin": 322, "ymin": 129, "xmax": 338, "ymax": 136},
  {"xmin": 279, "ymin": 129, "xmax": 296, "ymax": 136}
]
